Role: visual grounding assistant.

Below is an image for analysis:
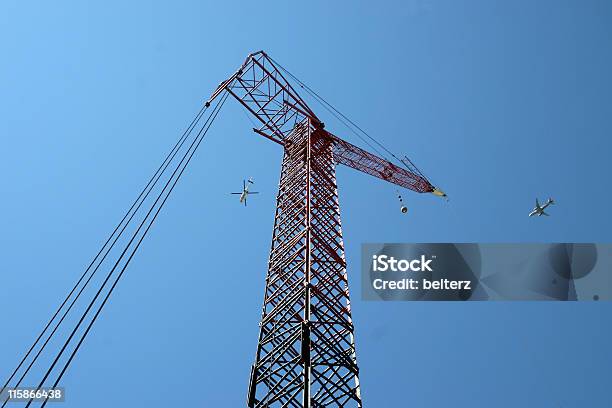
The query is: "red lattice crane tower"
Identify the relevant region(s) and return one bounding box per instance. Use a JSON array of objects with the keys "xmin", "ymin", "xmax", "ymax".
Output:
[{"xmin": 207, "ymin": 51, "xmax": 440, "ymax": 408}]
